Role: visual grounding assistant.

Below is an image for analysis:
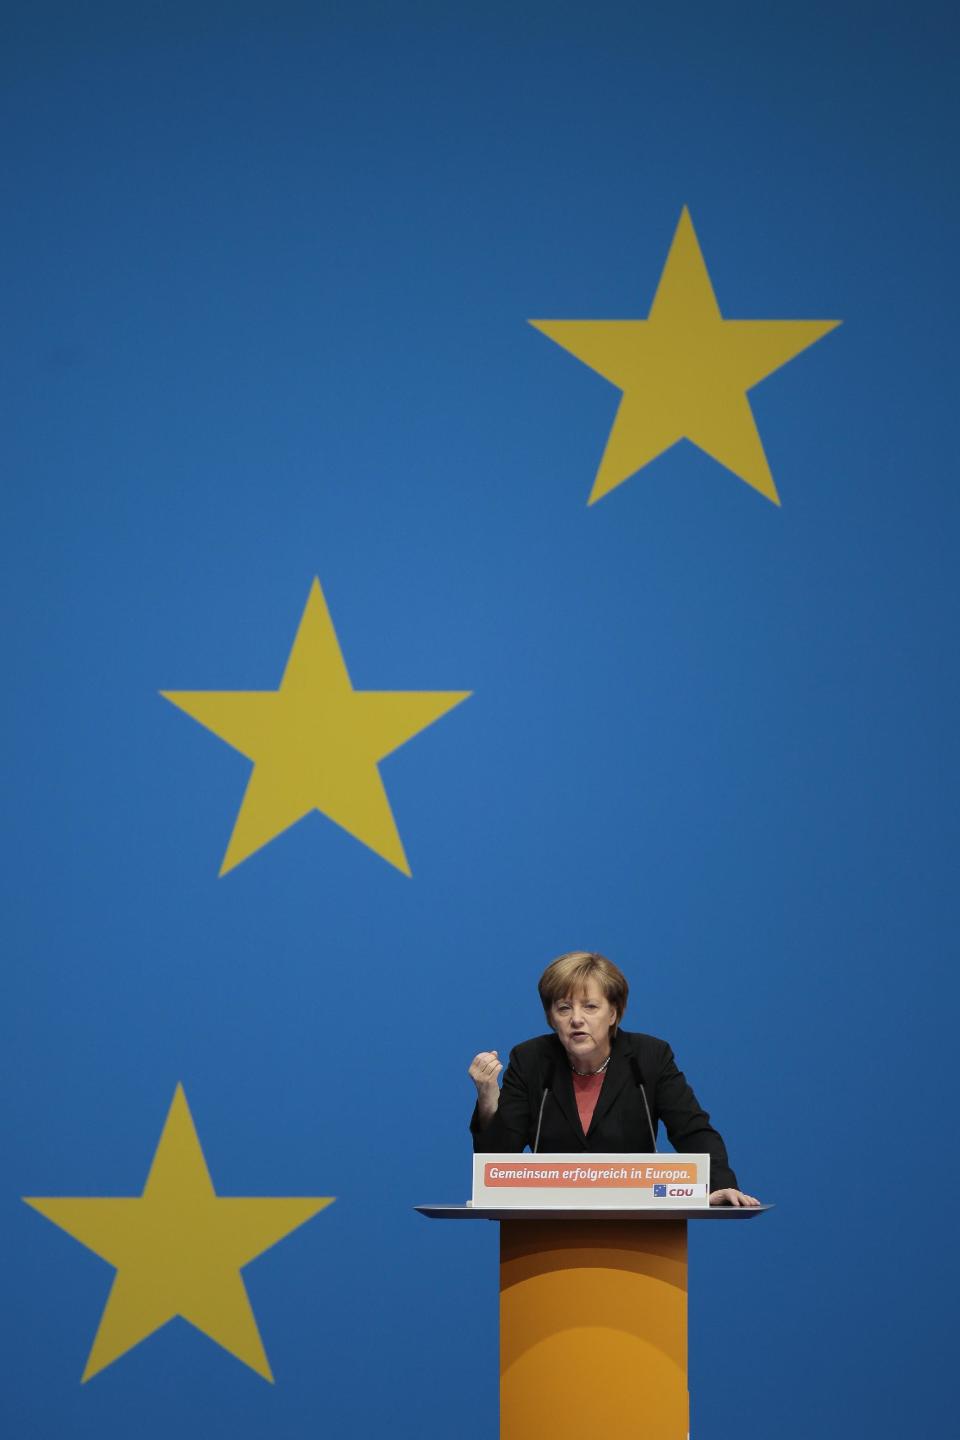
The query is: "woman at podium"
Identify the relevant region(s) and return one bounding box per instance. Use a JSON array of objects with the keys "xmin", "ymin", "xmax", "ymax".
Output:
[{"xmin": 469, "ymin": 950, "xmax": 759, "ymax": 1207}]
